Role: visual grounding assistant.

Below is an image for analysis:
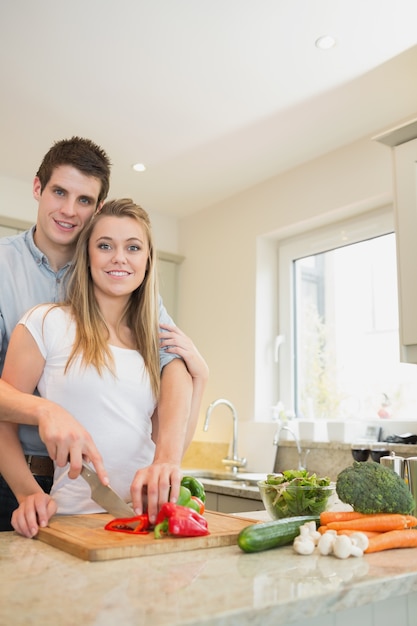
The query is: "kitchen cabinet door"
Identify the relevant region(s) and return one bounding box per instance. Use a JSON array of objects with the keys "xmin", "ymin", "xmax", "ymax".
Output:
[
  {"xmin": 157, "ymin": 252, "xmax": 184, "ymax": 322},
  {"xmin": 204, "ymin": 491, "xmax": 265, "ymax": 514},
  {"xmin": 392, "ymin": 137, "xmax": 417, "ymax": 362},
  {"xmin": 217, "ymin": 495, "xmax": 265, "ymax": 514},
  {"xmin": 204, "ymin": 492, "xmax": 218, "ymax": 512},
  {"xmin": 376, "ymin": 121, "xmax": 417, "ymax": 363}
]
